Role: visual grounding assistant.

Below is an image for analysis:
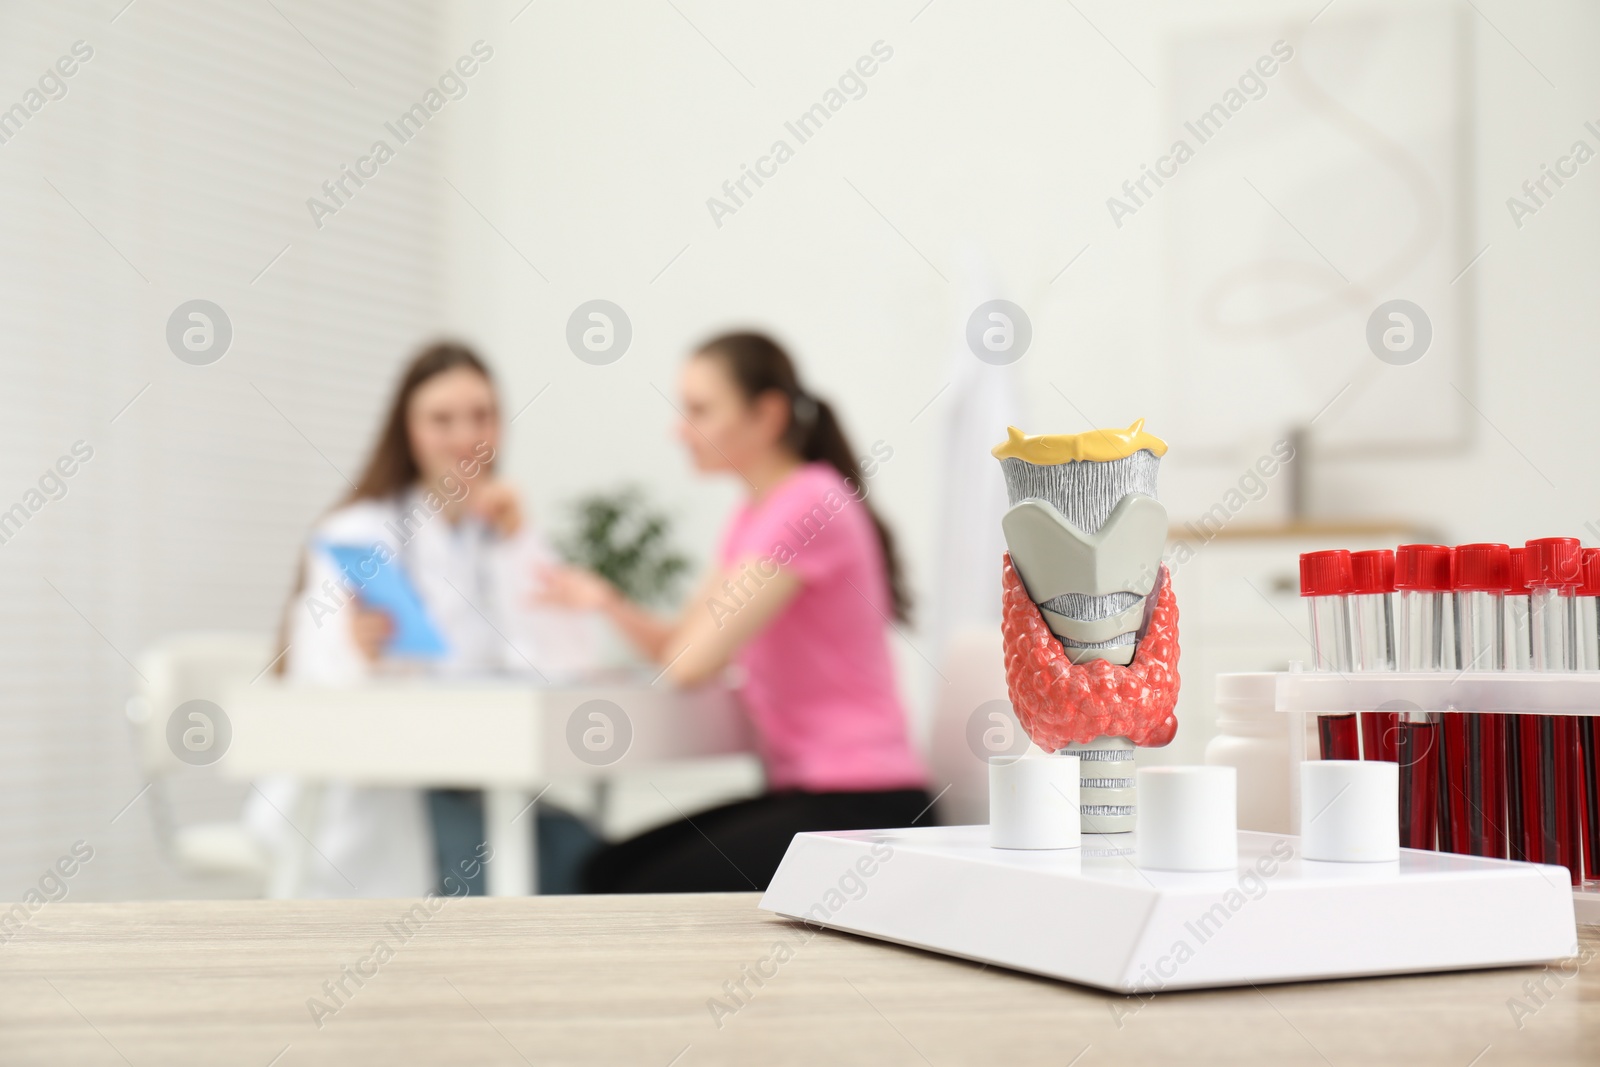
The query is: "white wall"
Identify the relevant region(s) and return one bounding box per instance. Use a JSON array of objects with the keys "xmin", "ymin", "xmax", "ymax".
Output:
[{"xmin": 0, "ymin": 0, "xmax": 448, "ymax": 900}]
